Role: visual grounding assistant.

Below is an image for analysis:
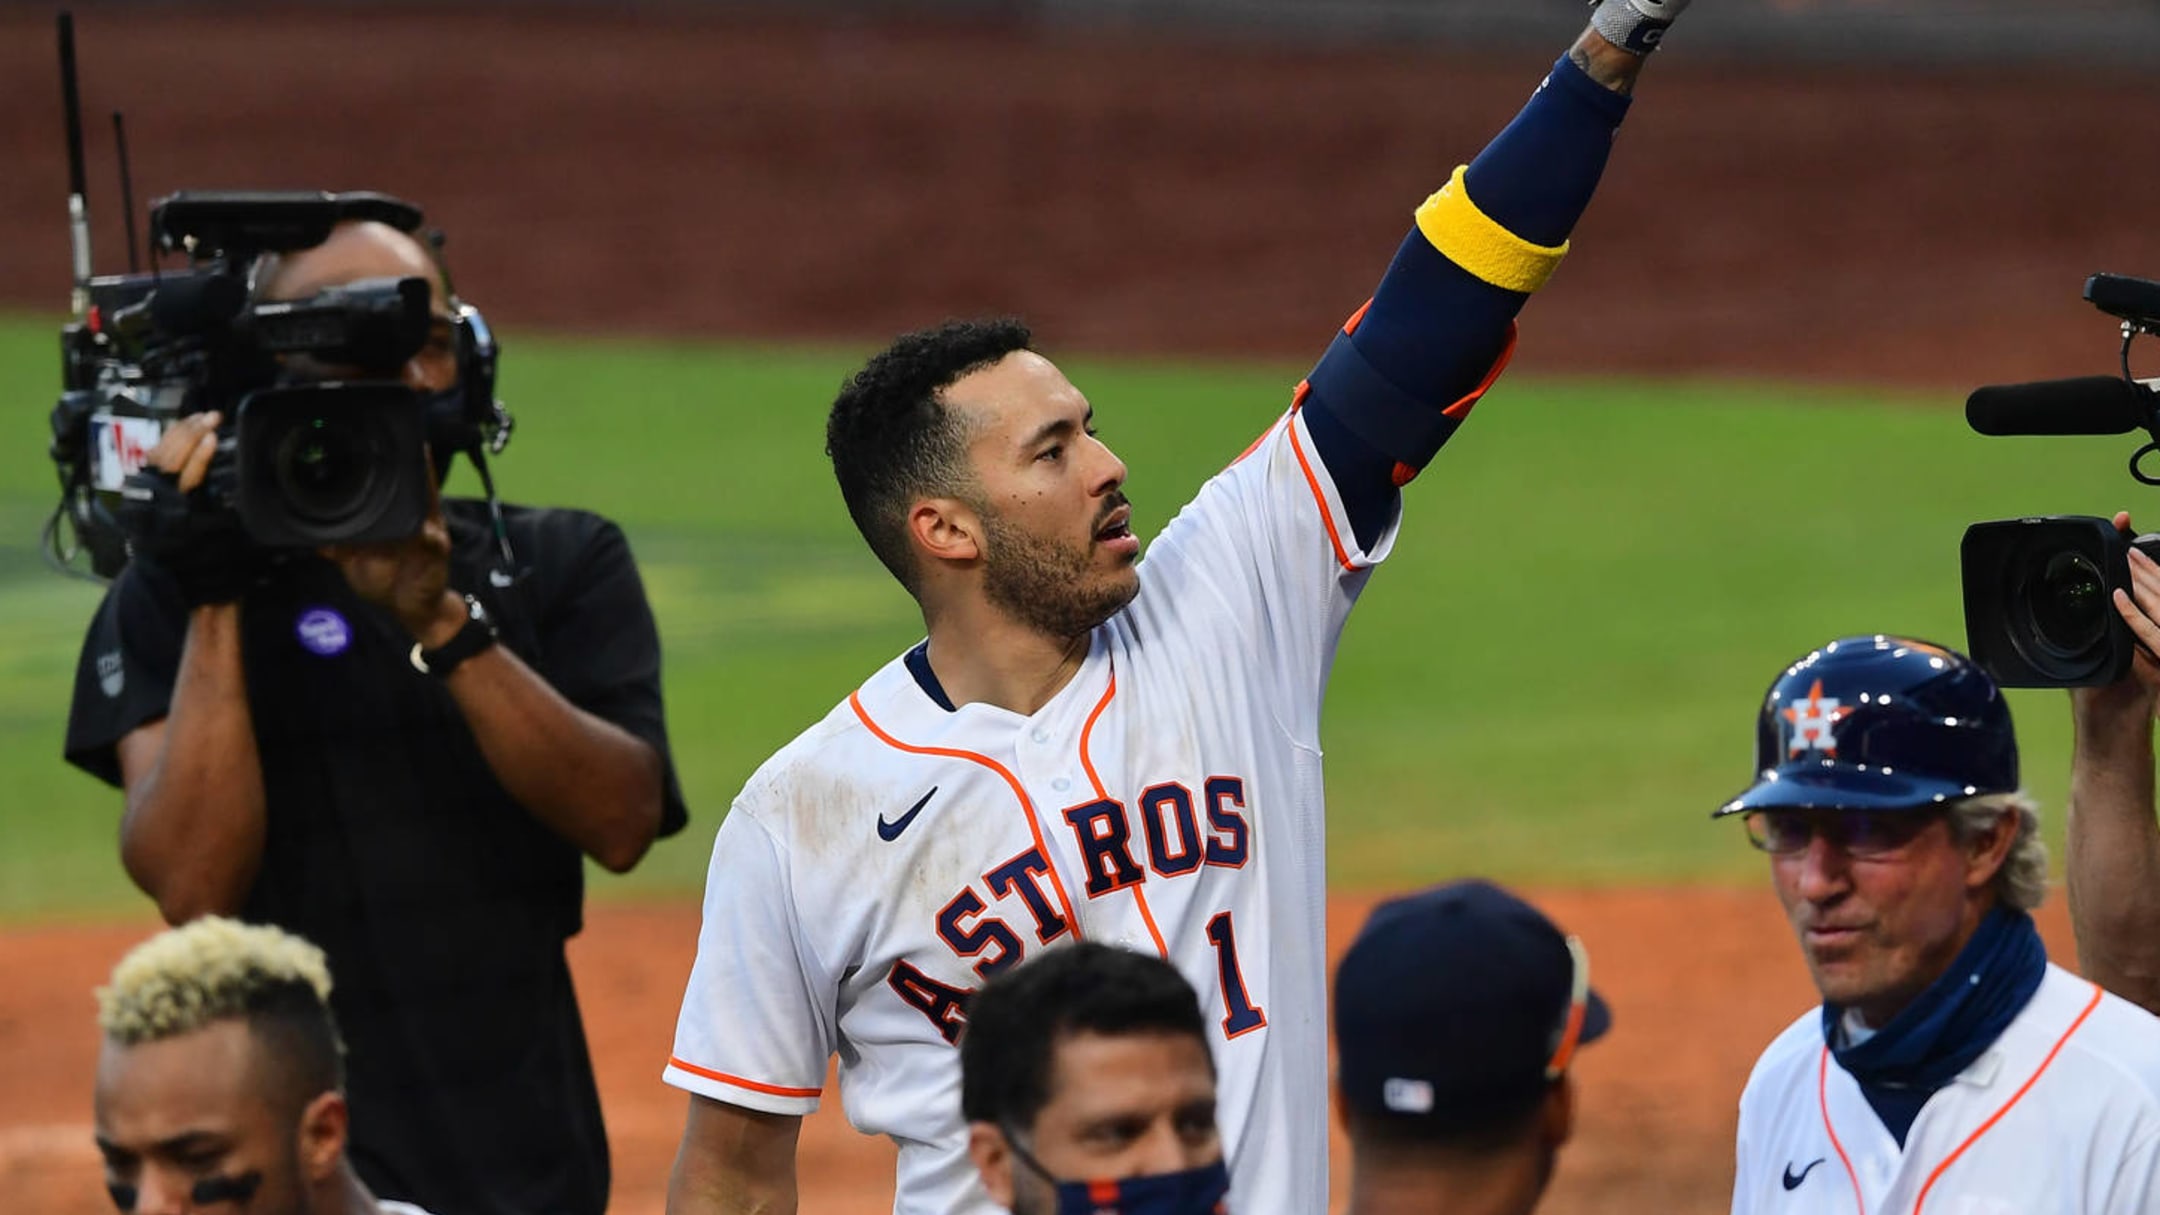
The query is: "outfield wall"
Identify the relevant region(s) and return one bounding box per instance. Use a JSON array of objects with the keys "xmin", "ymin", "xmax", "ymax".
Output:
[
  {"xmin": 8, "ymin": 0, "xmax": 2160, "ymax": 63},
  {"xmin": 1035, "ymin": 0, "xmax": 2160, "ymax": 65},
  {"xmin": 3, "ymin": 4, "xmax": 2158, "ymax": 384}
]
